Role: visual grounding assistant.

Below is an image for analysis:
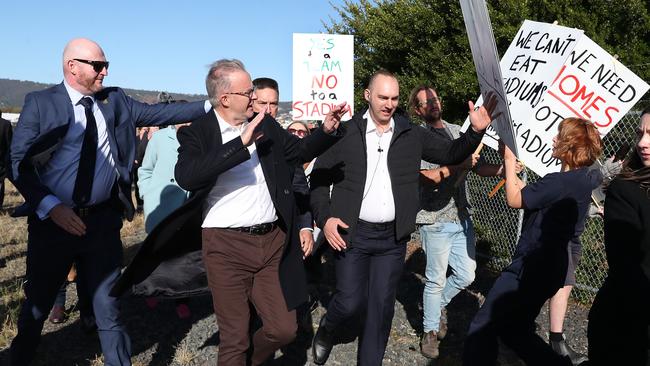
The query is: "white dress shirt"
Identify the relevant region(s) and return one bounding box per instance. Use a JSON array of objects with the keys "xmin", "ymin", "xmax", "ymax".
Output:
[
  {"xmin": 202, "ymin": 110, "xmax": 277, "ymax": 228},
  {"xmin": 36, "ymin": 81, "xmax": 117, "ymax": 218},
  {"xmin": 358, "ymin": 110, "xmax": 396, "ymax": 223}
]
